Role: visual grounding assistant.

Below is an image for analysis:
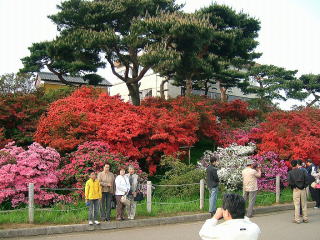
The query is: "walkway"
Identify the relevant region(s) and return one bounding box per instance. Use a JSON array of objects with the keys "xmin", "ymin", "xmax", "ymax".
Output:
[{"xmin": 12, "ymin": 208, "xmax": 320, "ymax": 240}]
